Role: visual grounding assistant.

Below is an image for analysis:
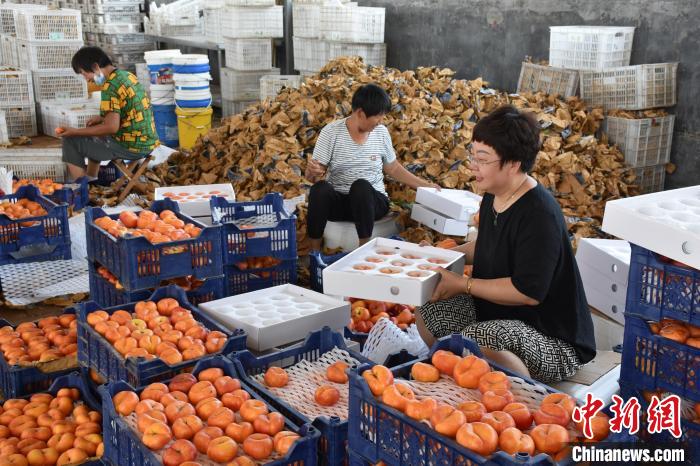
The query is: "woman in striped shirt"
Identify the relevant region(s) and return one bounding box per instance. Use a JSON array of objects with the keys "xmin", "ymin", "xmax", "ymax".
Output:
[{"xmin": 305, "ymin": 84, "xmax": 438, "ymax": 252}]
